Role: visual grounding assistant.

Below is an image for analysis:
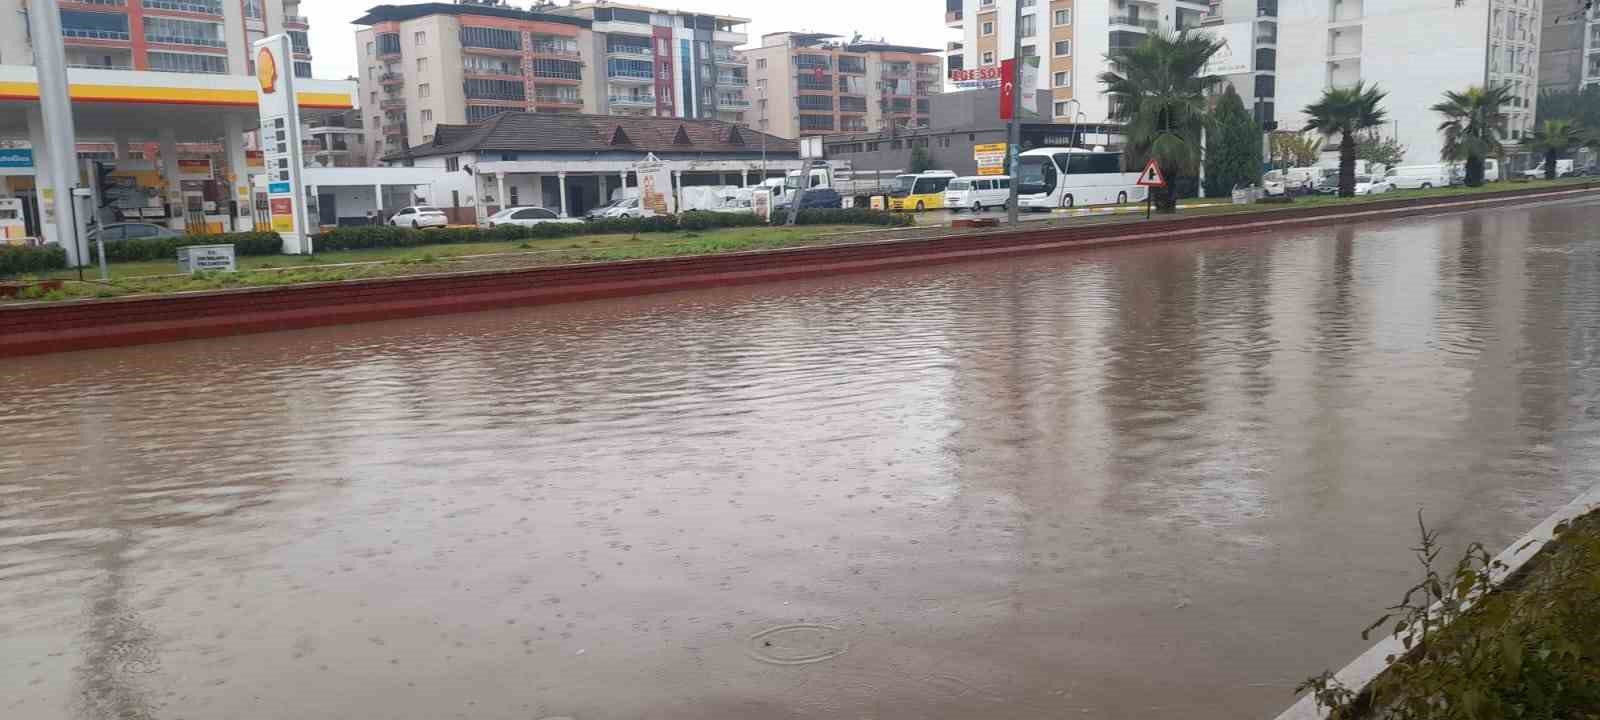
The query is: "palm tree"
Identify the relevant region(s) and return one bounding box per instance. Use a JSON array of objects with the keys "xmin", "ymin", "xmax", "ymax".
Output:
[
  {"xmin": 1100, "ymin": 32, "xmax": 1226, "ymax": 213},
  {"xmin": 1432, "ymin": 85, "xmax": 1511, "ymax": 187},
  {"xmin": 1302, "ymin": 83, "xmax": 1389, "ymax": 198},
  {"xmin": 1526, "ymin": 119, "xmax": 1585, "ymax": 180}
]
